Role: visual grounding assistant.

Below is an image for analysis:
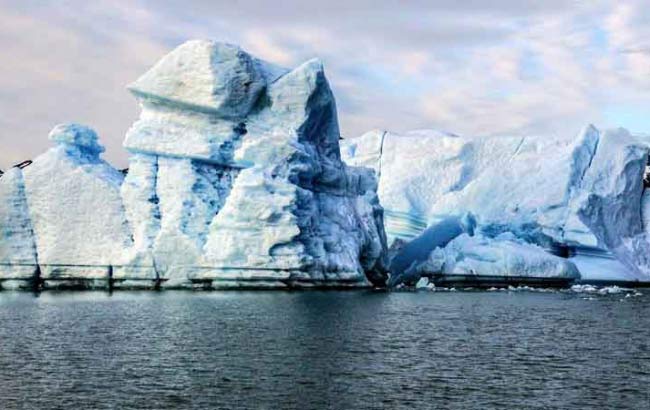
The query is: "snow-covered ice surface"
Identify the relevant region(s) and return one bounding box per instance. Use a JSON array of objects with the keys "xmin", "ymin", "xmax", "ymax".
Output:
[
  {"xmin": 343, "ymin": 125, "xmax": 650, "ymax": 283},
  {"xmin": 0, "ymin": 40, "xmax": 387, "ymax": 289}
]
